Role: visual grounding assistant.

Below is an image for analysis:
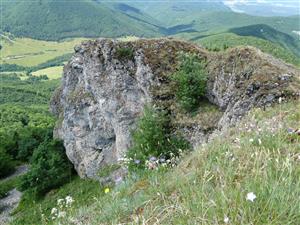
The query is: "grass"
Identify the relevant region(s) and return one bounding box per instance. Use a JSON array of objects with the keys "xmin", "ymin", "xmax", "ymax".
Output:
[
  {"xmin": 11, "ymin": 177, "xmax": 105, "ymax": 225},
  {"xmin": 0, "ymin": 175, "xmax": 23, "ymax": 199},
  {"xmin": 45, "ymin": 100, "xmax": 299, "ymax": 224},
  {"xmin": 0, "ymin": 36, "xmax": 86, "ymax": 67},
  {"xmin": 8, "ymin": 100, "xmax": 300, "ymax": 224},
  {"xmin": 32, "ymin": 66, "xmax": 63, "ymax": 80}
]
